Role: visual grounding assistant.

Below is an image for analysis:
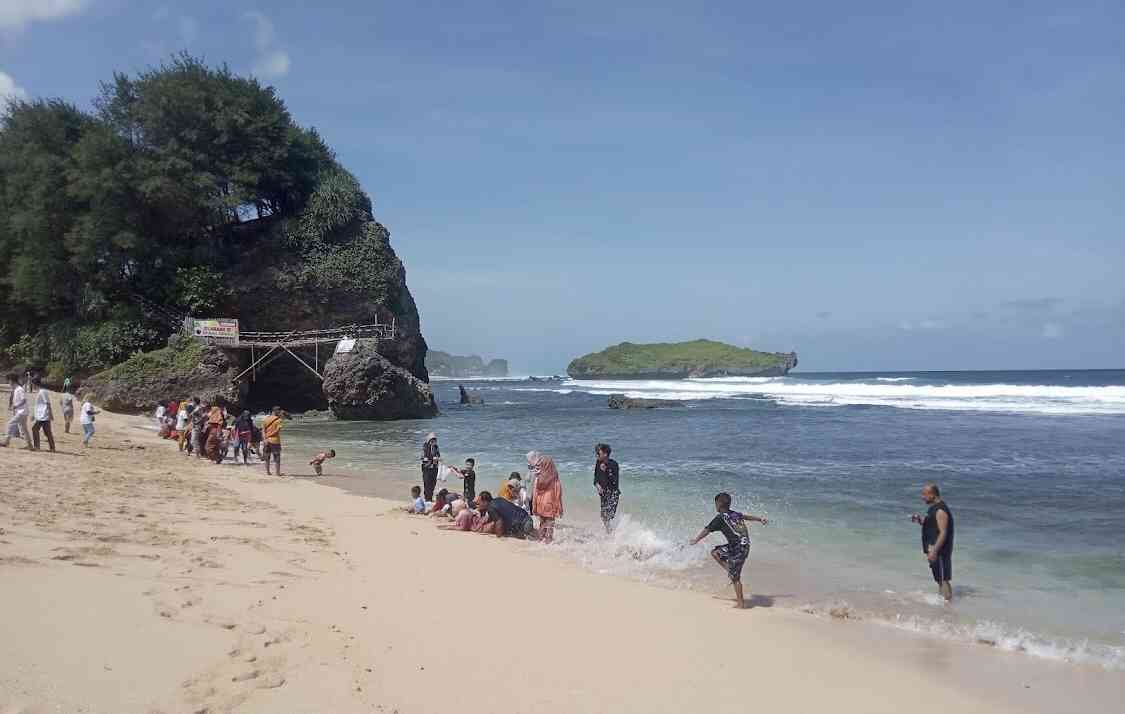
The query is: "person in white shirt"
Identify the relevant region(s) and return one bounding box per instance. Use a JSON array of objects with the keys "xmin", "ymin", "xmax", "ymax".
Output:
[
  {"xmin": 155, "ymin": 402, "xmax": 166, "ymax": 426},
  {"xmin": 2, "ymin": 373, "xmax": 32, "ymax": 449},
  {"xmin": 60, "ymin": 387, "xmax": 76, "ymax": 433},
  {"xmin": 30, "ymin": 377, "xmax": 55, "ymax": 452},
  {"xmin": 79, "ymin": 397, "xmax": 99, "ymax": 447}
]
